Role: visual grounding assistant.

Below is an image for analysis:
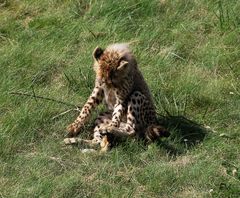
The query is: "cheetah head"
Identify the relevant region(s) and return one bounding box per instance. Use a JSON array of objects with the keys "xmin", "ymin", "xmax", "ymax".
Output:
[{"xmin": 92, "ymin": 46, "xmax": 130, "ymax": 86}]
